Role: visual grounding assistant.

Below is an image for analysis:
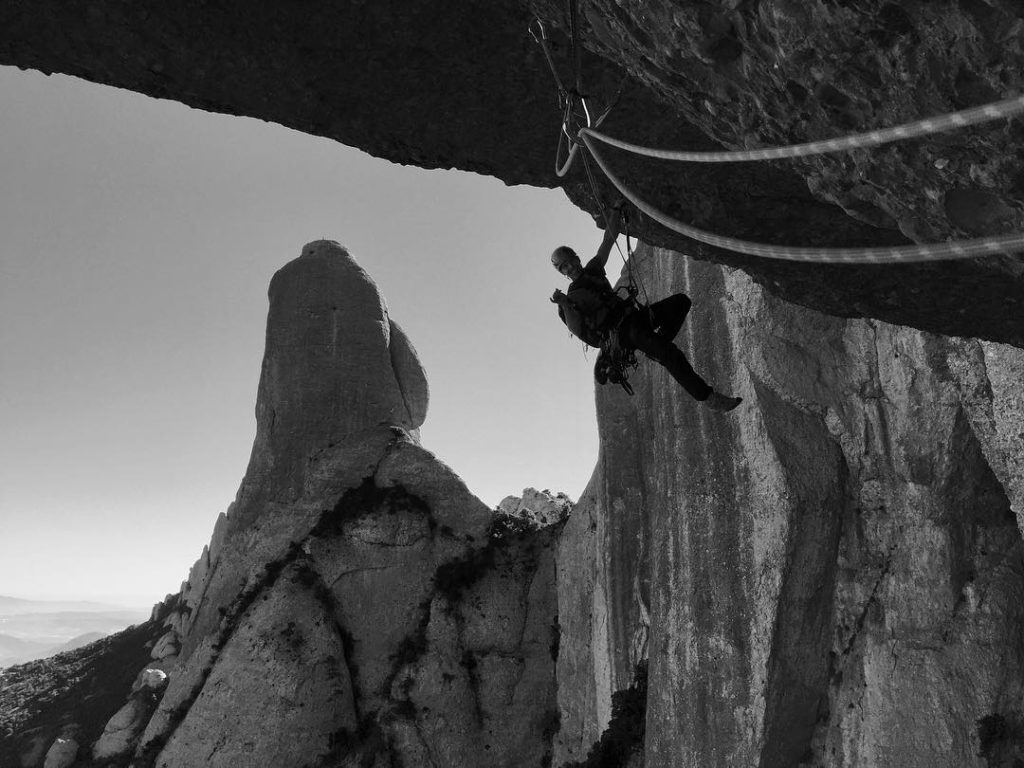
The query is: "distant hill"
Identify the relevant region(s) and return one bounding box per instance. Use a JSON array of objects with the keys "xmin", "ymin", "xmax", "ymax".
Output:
[
  {"xmin": 0, "ymin": 629, "xmax": 119, "ymax": 667},
  {"xmin": 0, "ymin": 621, "xmax": 163, "ymax": 768},
  {"xmin": 0, "ymin": 597, "xmax": 149, "ymax": 667},
  {"xmin": 50, "ymin": 632, "xmax": 109, "ymax": 655},
  {"xmin": 0, "ymin": 633, "xmax": 54, "ymax": 668}
]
